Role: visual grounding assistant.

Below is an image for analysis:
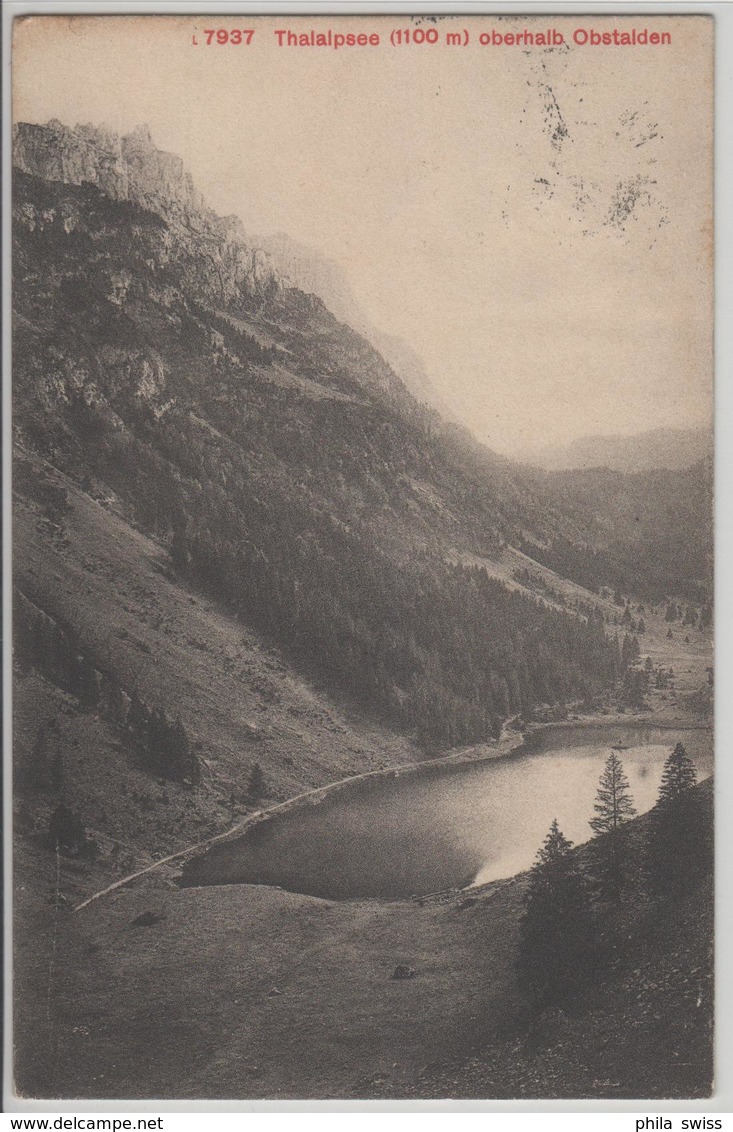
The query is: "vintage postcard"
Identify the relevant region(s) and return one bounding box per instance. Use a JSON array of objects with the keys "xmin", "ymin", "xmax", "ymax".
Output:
[{"xmin": 9, "ymin": 12, "xmax": 714, "ymax": 1102}]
